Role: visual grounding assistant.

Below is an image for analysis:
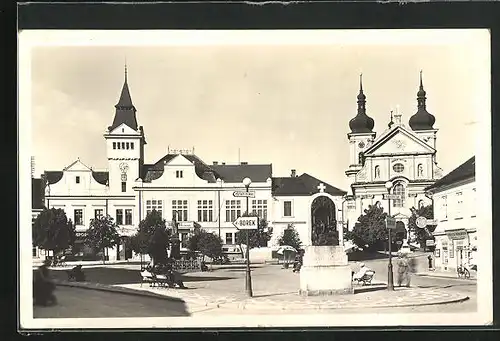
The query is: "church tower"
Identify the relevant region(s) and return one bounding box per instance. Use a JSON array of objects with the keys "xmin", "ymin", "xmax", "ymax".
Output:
[
  {"xmin": 345, "ymin": 74, "xmax": 376, "ymax": 190},
  {"xmin": 103, "ymin": 65, "xmax": 146, "ymax": 194},
  {"xmin": 409, "ymin": 71, "xmax": 438, "ymax": 150}
]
